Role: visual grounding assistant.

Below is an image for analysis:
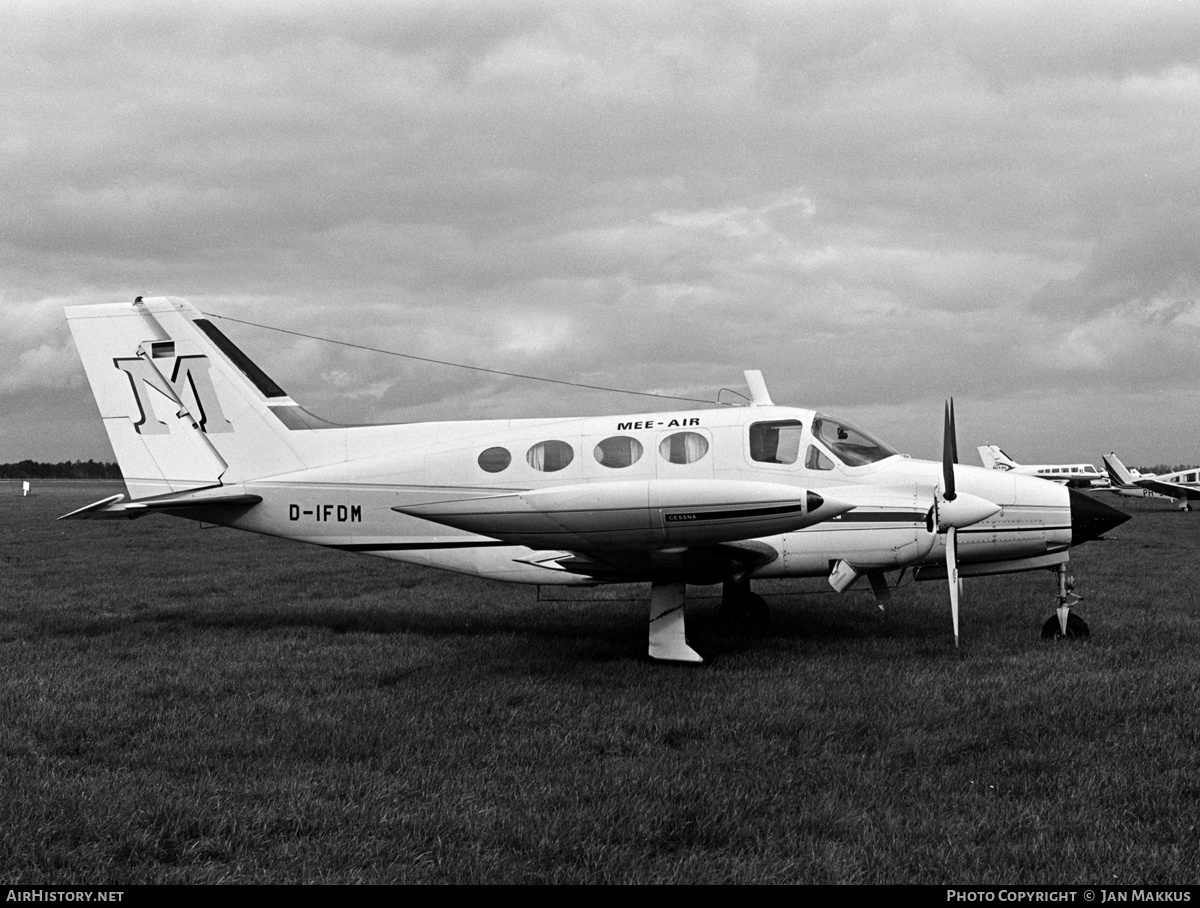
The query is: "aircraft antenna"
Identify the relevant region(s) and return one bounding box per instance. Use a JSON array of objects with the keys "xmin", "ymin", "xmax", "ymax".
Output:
[
  {"xmin": 202, "ymin": 312, "xmax": 735, "ymax": 407},
  {"xmin": 716, "ymin": 387, "xmax": 751, "ymax": 405}
]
